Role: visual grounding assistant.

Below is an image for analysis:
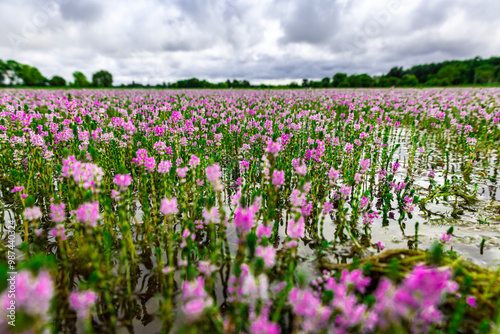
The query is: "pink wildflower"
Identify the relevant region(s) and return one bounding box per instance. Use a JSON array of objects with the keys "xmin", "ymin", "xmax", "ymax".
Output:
[
  {"xmin": 77, "ymin": 202, "xmax": 100, "ymax": 227},
  {"xmin": 160, "ymin": 197, "xmax": 178, "ymax": 216}
]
